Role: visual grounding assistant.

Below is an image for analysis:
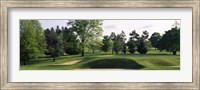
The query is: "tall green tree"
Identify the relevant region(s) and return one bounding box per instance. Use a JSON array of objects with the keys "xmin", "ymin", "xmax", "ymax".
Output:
[
  {"xmin": 127, "ymin": 40, "xmax": 135, "ymax": 54},
  {"xmin": 113, "ymin": 34, "xmax": 123, "ymax": 54},
  {"xmin": 56, "ymin": 25, "xmax": 62, "ymax": 35},
  {"xmin": 67, "ymin": 20, "xmax": 103, "ymax": 56},
  {"xmin": 111, "ymin": 31, "xmax": 126, "ymax": 54},
  {"xmin": 45, "ymin": 27, "xmax": 63, "ymax": 61},
  {"xmin": 31, "ymin": 20, "xmax": 47, "ymax": 55},
  {"xmin": 20, "ymin": 20, "xmax": 38, "ymax": 65},
  {"xmin": 55, "ymin": 25, "xmax": 64, "ymax": 55},
  {"xmin": 127, "ymin": 30, "xmax": 139, "ymax": 54},
  {"xmin": 110, "ymin": 32, "xmax": 116, "ymax": 54},
  {"xmin": 120, "ymin": 31, "xmax": 127, "ymax": 54},
  {"xmin": 101, "ymin": 35, "xmax": 112, "ymax": 53},
  {"xmin": 122, "ymin": 43, "xmax": 127, "ymax": 54},
  {"xmin": 63, "ymin": 27, "xmax": 81, "ymax": 55},
  {"xmin": 149, "ymin": 32, "xmax": 161, "ymax": 50},
  {"xmin": 137, "ymin": 31, "xmax": 149, "ymax": 54},
  {"xmin": 158, "ymin": 26, "xmax": 180, "ymax": 55}
]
